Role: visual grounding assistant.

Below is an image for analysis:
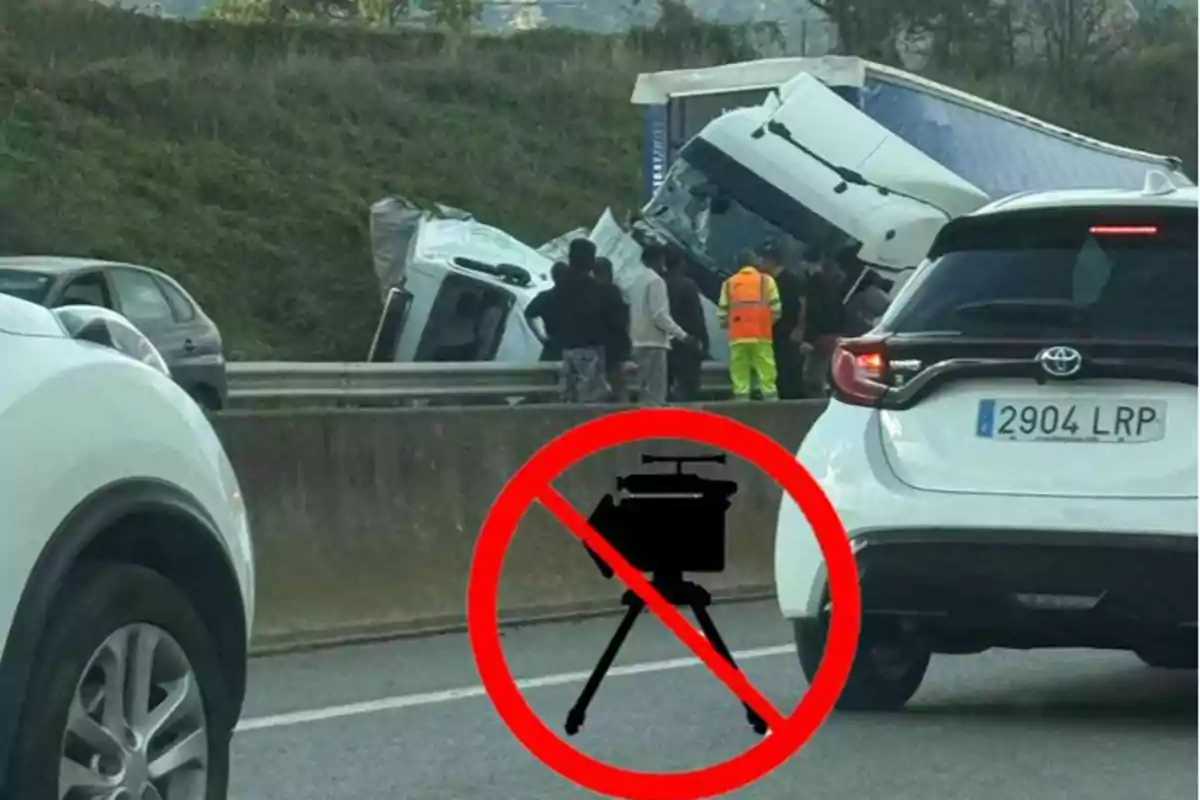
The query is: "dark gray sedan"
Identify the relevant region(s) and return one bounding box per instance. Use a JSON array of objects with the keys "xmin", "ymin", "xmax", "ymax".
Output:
[{"xmin": 0, "ymin": 256, "xmax": 227, "ymax": 409}]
